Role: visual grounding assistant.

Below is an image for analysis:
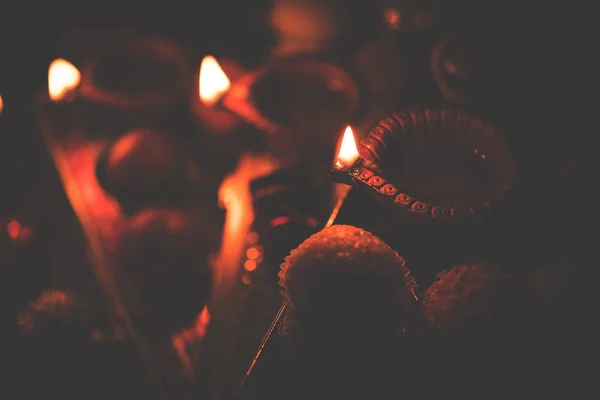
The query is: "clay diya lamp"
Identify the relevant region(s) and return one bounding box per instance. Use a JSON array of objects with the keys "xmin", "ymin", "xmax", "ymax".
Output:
[
  {"xmin": 197, "ymin": 54, "xmax": 359, "ymax": 160},
  {"xmin": 328, "ymin": 104, "xmax": 515, "ymax": 273},
  {"xmin": 79, "ymin": 37, "xmax": 193, "ymax": 135},
  {"xmin": 249, "ymin": 57, "xmax": 359, "ymax": 162}
]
